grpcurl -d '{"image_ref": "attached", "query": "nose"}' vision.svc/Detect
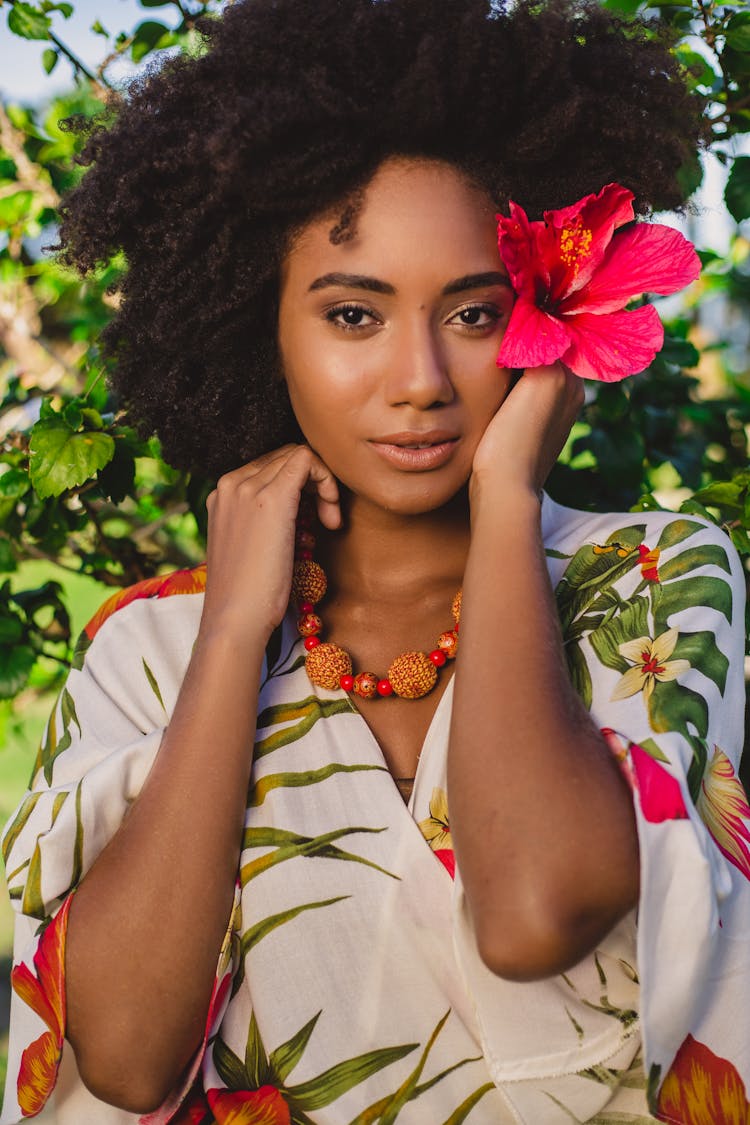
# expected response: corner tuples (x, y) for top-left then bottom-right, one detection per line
(384, 314), (454, 409)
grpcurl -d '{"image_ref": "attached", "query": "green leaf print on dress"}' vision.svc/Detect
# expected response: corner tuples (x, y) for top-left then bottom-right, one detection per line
(204, 1009), (492, 1125)
(554, 519), (733, 739)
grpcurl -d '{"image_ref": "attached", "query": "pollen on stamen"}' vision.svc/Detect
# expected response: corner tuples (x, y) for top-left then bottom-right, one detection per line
(559, 217), (593, 272)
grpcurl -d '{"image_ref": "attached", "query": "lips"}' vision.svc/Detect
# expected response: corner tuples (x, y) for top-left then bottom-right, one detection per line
(368, 430), (460, 471)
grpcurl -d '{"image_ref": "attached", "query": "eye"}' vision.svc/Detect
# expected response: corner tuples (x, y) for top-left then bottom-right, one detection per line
(448, 303), (504, 330)
(325, 303), (380, 330)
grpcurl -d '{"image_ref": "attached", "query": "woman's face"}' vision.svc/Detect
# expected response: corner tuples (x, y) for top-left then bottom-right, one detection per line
(277, 157), (514, 515)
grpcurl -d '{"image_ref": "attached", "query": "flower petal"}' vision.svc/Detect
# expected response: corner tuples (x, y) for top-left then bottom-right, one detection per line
(543, 182), (636, 297)
(560, 305), (664, 382)
(618, 636), (653, 664)
(657, 1034), (750, 1124)
(650, 626), (679, 663)
(561, 223), (701, 315)
(630, 743), (689, 823)
(17, 1031), (60, 1118)
(497, 298), (570, 369)
(610, 665), (648, 701)
(207, 1087), (292, 1125)
(496, 201), (549, 298)
(696, 747), (750, 882)
(655, 658), (691, 683)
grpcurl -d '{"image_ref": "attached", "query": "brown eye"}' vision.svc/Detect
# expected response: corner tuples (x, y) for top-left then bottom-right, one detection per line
(325, 303), (379, 330)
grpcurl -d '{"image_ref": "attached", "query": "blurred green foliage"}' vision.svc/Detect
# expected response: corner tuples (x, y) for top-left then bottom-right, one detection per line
(0, 0), (749, 708)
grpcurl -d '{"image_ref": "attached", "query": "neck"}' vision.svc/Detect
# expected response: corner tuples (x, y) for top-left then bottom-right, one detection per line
(317, 488), (471, 605)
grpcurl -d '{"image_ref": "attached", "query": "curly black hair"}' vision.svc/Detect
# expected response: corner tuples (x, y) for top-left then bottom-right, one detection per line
(58, 0), (707, 479)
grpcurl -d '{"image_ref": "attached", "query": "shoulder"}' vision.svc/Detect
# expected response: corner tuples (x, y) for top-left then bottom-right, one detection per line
(73, 564), (207, 669)
(541, 492), (744, 597)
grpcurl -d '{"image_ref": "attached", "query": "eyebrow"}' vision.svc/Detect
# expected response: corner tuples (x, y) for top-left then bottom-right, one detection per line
(308, 271), (510, 295)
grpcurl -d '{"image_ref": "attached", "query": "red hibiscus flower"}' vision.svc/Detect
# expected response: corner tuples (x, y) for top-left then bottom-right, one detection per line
(496, 183), (700, 382)
(11, 899), (71, 1117)
(656, 1034), (750, 1124)
(601, 731), (688, 824)
(207, 1087), (291, 1125)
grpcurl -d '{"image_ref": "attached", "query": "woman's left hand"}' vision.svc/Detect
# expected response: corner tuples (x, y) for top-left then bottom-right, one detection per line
(470, 363), (584, 504)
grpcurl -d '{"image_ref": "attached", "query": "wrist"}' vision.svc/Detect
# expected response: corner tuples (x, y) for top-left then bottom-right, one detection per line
(469, 477), (542, 526)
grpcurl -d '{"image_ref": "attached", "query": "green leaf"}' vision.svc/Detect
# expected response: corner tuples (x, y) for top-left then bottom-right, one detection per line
(656, 519), (703, 551)
(213, 1037), (248, 1090)
(286, 1041), (419, 1112)
(1, 792), (42, 865)
(29, 418), (115, 498)
(254, 696), (353, 758)
(692, 479), (745, 510)
(130, 19), (173, 62)
(90, 18), (108, 34)
(658, 543), (731, 582)
(648, 677), (708, 739)
(240, 897), (349, 961)
(269, 1011), (321, 1084)
(249, 763), (386, 807)
(564, 640), (592, 708)
(725, 156), (750, 225)
(245, 1009), (270, 1087)
(653, 575), (734, 628)
(726, 12), (750, 52)
(441, 1084), (496, 1125)
(71, 781), (84, 887)
(0, 538), (16, 572)
(671, 630), (729, 696)
(42, 46), (58, 72)
(0, 190), (35, 226)
(7, 2), (52, 40)
(588, 595), (650, 675)
(638, 737), (670, 763)
(62, 401), (82, 429)
(142, 657), (166, 712)
(239, 825), (396, 887)
(0, 643), (35, 698)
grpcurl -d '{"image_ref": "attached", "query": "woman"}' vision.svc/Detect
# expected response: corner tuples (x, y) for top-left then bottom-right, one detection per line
(2, 1), (749, 1122)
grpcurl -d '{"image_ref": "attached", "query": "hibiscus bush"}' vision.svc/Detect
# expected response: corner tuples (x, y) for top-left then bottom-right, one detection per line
(0, 0), (749, 710)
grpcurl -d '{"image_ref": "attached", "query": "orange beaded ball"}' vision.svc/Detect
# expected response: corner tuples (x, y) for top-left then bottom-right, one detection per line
(387, 651), (438, 699)
(451, 590), (462, 627)
(292, 559), (327, 604)
(305, 642), (352, 690)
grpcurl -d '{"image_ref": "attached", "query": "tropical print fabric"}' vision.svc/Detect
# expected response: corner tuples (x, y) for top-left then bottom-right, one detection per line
(1, 495), (748, 1125)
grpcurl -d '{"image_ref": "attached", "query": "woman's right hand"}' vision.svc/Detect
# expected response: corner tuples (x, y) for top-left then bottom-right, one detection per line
(201, 443), (341, 644)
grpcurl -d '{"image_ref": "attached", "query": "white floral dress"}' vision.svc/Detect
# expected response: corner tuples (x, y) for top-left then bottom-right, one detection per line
(2, 495), (749, 1125)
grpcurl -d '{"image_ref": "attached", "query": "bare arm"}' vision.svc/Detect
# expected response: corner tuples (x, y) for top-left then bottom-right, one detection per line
(65, 445), (340, 1113)
(448, 365), (640, 983)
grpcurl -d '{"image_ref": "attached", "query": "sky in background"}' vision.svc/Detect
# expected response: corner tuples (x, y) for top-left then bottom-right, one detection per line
(0, 0), (740, 254)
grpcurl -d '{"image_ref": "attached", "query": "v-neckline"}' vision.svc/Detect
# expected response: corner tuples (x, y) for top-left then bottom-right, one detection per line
(340, 673), (456, 816)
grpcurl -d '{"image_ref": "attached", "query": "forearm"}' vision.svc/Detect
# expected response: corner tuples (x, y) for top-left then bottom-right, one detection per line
(65, 626), (264, 1112)
(448, 489), (639, 980)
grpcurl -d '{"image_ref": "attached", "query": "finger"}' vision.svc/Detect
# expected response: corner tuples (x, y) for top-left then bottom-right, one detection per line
(285, 447), (341, 529)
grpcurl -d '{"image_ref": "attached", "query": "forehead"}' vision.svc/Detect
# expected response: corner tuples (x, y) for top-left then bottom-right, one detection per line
(281, 158), (501, 289)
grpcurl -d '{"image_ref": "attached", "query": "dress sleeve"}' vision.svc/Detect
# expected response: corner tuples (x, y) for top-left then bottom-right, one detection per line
(0, 571), (234, 1125)
(561, 513), (750, 1120)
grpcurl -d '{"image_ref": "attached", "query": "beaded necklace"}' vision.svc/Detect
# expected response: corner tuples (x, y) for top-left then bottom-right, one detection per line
(290, 514), (460, 701)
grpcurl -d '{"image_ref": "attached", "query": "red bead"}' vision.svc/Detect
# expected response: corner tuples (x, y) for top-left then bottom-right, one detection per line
(429, 649), (447, 667)
(339, 674), (354, 691)
(298, 548), (313, 561)
(376, 679), (393, 696)
(296, 530), (316, 551)
(299, 600), (314, 614)
(304, 635), (321, 651)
